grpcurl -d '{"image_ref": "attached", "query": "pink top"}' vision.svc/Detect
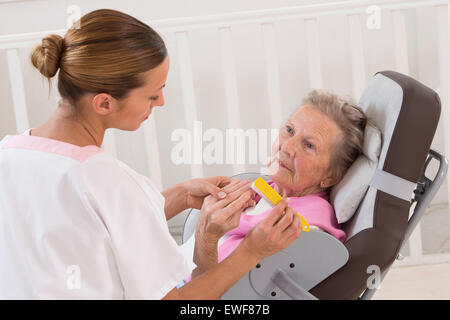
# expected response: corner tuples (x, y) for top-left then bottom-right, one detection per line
(1, 128), (104, 162)
(217, 181), (346, 263)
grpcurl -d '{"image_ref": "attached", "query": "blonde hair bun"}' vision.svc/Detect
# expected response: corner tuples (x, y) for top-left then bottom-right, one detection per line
(30, 34), (64, 79)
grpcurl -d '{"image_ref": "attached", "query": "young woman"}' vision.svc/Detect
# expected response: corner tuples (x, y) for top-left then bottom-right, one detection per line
(0, 9), (301, 299)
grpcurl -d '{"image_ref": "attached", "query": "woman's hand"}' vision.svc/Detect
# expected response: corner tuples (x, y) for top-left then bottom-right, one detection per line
(162, 176), (253, 221)
(240, 199), (302, 261)
(195, 179), (256, 243)
(191, 179), (256, 278)
(183, 176), (234, 210)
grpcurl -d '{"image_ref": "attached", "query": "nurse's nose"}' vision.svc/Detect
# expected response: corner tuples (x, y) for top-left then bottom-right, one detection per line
(156, 92), (165, 107)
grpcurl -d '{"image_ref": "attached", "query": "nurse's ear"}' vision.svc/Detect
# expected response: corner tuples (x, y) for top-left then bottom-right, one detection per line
(91, 93), (116, 116)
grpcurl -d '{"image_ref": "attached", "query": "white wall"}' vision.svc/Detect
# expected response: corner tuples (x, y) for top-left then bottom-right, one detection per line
(0, 0), (448, 246)
(0, 0), (358, 36)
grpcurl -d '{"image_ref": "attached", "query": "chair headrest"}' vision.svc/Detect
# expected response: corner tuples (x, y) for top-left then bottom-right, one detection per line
(330, 122), (382, 224)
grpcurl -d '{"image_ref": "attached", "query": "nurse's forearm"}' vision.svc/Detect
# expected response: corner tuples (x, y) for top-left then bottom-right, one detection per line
(163, 242), (260, 300)
(161, 183), (188, 220)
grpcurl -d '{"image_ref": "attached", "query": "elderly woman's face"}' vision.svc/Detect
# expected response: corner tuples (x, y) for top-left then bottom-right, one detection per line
(268, 104), (342, 197)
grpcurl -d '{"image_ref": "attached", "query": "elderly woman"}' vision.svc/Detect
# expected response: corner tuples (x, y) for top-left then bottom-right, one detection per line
(215, 90), (368, 263)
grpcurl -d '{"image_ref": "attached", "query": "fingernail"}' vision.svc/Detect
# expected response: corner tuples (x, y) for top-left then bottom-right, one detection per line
(218, 191), (227, 198)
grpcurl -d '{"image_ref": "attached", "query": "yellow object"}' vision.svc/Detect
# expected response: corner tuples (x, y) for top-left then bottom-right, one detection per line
(253, 177), (310, 232)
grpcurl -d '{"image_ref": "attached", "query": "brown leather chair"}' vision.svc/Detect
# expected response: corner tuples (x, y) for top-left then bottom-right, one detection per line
(182, 71), (447, 300)
(310, 70), (446, 299)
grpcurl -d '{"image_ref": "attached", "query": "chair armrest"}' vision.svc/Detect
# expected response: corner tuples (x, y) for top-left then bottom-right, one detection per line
(271, 269), (318, 300)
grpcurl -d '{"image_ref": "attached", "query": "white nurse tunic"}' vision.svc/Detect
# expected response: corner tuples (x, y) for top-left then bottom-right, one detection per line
(0, 129), (196, 299)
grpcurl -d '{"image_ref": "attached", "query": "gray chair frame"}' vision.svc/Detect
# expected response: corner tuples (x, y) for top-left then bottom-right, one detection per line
(359, 148), (448, 300)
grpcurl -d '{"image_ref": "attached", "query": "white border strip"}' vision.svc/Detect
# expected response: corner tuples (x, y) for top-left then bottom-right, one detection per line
(1, 0), (450, 49)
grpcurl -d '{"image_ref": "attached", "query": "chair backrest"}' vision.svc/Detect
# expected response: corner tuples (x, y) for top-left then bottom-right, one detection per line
(309, 71), (441, 299)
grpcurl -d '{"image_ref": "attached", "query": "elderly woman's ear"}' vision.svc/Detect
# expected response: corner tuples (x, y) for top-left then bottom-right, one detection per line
(320, 176), (336, 190)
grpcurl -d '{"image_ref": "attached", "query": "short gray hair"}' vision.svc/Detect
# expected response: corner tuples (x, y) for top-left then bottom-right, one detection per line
(301, 89), (368, 189)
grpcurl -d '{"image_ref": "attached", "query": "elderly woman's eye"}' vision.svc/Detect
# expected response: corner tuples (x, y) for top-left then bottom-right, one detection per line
(150, 96), (159, 101)
(285, 125), (294, 135)
(305, 141), (315, 150)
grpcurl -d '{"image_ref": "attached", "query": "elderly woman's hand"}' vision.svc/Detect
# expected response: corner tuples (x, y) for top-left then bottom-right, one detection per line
(241, 199), (302, 261)
(195, 179), (256, 243)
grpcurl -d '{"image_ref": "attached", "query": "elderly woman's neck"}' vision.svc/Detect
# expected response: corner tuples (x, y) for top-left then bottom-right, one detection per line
(273, 182), (324, 198)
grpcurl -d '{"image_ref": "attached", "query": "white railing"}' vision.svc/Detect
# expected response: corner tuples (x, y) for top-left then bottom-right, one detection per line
(1, 0), (449, 266)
